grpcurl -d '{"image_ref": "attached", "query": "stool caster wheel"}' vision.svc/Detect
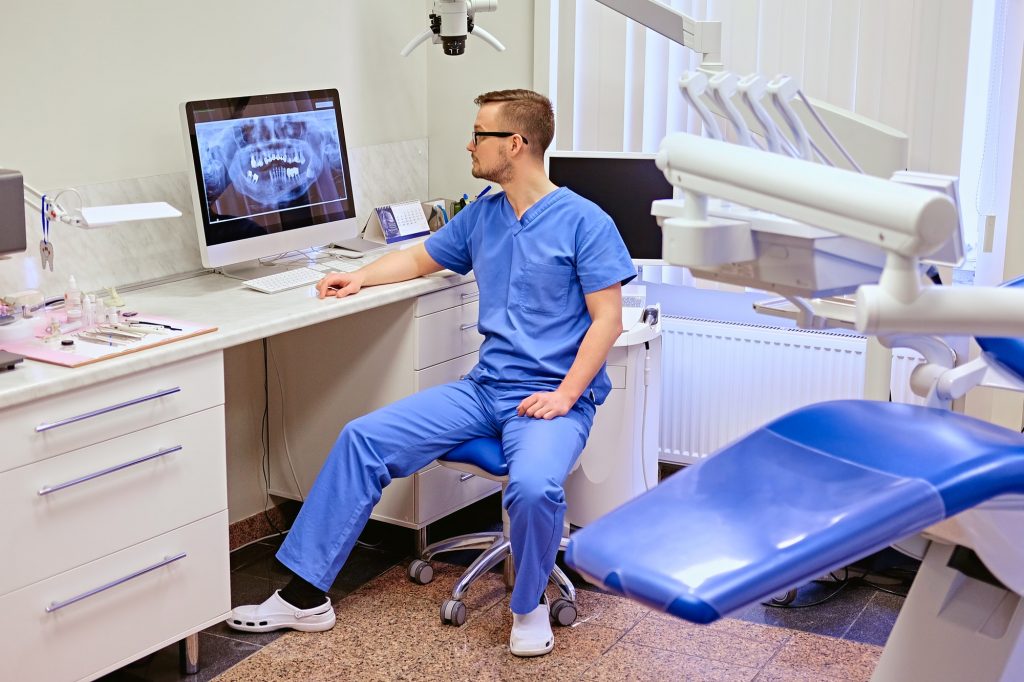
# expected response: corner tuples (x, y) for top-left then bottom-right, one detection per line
(770, 589), (797, 606)
(408, 559), (434, 585)
(550, 598), (577, 626)
(440, 599), (467, 626)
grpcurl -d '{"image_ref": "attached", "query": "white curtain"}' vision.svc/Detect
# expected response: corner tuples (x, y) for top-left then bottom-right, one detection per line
(553, 0), (972, 174)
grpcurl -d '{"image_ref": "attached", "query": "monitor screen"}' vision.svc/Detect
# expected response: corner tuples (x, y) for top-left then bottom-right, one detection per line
(181, 89), (357, 269)
(547, 152), (673, 263)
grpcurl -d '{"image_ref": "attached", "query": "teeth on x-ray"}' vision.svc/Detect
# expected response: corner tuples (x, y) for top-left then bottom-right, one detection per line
(222, 114), (327, 206)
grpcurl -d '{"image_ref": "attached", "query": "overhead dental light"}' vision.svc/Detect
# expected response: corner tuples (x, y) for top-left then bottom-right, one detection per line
(401, 0), (504, 57)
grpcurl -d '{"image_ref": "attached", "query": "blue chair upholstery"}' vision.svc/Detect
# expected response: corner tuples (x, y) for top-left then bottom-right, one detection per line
(565, 275), (1024, 625)
(440, 437), (509, 478)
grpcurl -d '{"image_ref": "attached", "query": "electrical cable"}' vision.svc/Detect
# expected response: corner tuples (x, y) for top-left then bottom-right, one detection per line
(639, 340), (655, 491)
(261, 338), (286, 537)
(763, 566), (915, 610)
(268, 338), (305, 503)
(796, 89), (864, 173)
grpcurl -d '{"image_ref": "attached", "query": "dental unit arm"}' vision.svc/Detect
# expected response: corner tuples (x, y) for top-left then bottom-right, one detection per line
(401, 0), (504, 57)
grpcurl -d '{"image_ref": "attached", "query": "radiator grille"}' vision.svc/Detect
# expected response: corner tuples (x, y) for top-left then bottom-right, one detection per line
(660, 317), (924, 464)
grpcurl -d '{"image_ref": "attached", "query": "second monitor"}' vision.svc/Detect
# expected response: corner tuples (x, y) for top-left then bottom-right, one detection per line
(547, 151), (673, 265)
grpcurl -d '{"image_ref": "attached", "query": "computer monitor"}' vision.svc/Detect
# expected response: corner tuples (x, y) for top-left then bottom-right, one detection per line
(0, 170), (27, 257)
(547, 151), (674, 265)
(181, 88), (358, 270)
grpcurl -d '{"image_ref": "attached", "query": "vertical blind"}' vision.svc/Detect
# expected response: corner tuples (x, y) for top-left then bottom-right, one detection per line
(552, 0), (972, 177)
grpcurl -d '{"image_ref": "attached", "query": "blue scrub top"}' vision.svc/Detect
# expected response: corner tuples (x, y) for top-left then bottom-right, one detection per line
(425, 187), (636, 405)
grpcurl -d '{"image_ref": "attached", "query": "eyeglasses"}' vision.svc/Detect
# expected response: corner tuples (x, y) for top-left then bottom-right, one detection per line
(471, 131), (529, 146)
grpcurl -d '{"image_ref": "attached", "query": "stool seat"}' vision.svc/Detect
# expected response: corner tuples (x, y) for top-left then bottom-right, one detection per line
(440, 438), (509, 479)
(565, 399), (1024, 624)
(410, 437), (579, 628)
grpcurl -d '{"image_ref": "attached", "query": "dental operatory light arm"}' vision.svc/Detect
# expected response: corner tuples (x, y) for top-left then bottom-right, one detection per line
(401, 0), (504, 57)
(593, 0), (722, 71)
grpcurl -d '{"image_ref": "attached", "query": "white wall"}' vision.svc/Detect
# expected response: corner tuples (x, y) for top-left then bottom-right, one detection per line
(1, 1), (428, 189)
(426, 1), (538, 201)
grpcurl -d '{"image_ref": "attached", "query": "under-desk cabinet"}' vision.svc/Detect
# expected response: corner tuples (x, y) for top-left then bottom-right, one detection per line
(267, 279), (499, 531)
(0, 351), (230, 682)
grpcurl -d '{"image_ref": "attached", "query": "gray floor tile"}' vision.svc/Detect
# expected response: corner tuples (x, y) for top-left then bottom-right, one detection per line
(841, 591), (904, 646)
(727, 579), (876, 638)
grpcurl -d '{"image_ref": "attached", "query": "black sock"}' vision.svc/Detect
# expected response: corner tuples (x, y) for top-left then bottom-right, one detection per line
(279, 573), (327, 609)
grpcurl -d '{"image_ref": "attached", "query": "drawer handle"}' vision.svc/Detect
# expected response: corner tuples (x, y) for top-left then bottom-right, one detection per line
(459, 473), (475, 482)
(460, 323), (478, 331)
(460, 292), (479, 302)
(45, 552), (187, 613)
(35, 387), (183, 433)
(38, 445), (183, 496)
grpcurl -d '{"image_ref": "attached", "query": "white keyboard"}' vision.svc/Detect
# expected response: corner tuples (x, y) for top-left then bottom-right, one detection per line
(242, 267), (325, 294)
(241, 257), (374, 293)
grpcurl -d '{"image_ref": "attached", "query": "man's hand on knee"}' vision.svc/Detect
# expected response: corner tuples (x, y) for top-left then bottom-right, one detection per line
(517, 390), (574, 420)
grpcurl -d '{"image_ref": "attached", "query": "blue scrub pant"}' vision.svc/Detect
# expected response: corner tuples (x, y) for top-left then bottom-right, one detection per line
(275, 378), (595, 614)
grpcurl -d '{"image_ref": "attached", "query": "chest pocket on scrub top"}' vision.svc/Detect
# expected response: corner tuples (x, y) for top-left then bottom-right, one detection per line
(518, 260), (574, 316)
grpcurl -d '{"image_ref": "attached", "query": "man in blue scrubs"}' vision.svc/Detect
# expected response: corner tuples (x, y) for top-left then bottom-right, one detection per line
(227, 89), (636, 657)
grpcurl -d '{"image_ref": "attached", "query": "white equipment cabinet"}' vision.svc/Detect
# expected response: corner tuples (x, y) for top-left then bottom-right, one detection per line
(565, 320), (662, 527)
(0, 351), (230, 682)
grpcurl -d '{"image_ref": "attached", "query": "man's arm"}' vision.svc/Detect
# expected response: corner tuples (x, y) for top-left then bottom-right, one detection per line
(316, 244), (445, 299)
(518, 283), (623, 419)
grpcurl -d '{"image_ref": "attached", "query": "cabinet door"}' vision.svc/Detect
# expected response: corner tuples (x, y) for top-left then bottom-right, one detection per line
(0, 511), (230, 682)
(4, 352), (224, 472)
(1, 407), (226, 595)
(414, 301), (482, 370)
(414, 352), (479, 392)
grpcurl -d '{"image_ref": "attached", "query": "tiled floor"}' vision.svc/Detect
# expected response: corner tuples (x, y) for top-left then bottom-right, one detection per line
(100, 496), (906, 682)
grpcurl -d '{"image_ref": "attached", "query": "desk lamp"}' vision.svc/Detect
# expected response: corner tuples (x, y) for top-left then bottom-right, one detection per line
(9, 169), (181, 270)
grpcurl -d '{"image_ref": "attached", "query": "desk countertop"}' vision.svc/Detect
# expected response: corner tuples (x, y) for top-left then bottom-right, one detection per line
(0, 270), (473, 410)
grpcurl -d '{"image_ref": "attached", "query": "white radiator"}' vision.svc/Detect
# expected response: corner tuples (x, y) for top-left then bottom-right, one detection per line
(660, 317), (925, 465)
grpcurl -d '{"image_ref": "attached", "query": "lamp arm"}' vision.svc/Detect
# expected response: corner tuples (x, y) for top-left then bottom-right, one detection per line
(593, 0), (722, 70)
(469, 24), (505, 51)
(21, 181), (84, 227)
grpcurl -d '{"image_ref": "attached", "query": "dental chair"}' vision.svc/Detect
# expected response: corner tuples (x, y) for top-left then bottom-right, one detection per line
(407, 438), (579, 628)
(565, 130), (1024, 682)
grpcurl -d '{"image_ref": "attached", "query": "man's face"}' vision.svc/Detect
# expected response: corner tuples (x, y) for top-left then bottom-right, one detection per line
(467, 103), (514, 185)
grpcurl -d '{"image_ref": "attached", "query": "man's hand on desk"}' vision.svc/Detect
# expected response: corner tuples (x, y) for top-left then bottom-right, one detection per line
(317, 272), (366, 299)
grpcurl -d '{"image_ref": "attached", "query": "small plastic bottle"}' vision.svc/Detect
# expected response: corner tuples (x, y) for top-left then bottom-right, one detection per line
(64, 276), (83, 321)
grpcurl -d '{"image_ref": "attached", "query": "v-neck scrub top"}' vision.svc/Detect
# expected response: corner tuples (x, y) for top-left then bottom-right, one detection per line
(424, 187), (636, 405)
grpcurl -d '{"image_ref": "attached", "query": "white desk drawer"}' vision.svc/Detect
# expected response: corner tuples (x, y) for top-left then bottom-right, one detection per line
(414, 302), (482, 370)
(3, 351), (224, 473)
(414, 352), (479, 392)
(0, 510), (230, 682)
(417, 461), (501, 525)
(415, 281), (479, 317)
(1, 406), (226, 596)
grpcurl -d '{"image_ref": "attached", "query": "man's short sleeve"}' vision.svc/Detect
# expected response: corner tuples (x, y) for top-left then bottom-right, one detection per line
(576, 214), (637, 293)
(424, 206), (474, 275)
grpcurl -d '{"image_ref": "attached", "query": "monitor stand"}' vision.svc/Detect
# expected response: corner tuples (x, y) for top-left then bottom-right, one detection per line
(216, 258), (315, 282)
(0, 350), (24, 371)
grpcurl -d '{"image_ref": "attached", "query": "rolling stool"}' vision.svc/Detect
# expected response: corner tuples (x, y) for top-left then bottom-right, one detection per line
(407, 437), (579, 627)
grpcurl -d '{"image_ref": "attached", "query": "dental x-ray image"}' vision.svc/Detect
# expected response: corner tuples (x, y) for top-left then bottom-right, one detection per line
(194, 110), (349, 245)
